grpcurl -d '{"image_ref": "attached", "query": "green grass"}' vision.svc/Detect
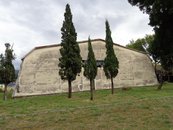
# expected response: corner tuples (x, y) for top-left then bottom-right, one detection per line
(0, 83), (173, 130)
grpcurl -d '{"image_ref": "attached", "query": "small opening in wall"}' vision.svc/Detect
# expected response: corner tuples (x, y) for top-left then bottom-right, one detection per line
(82, 60), (104, 68)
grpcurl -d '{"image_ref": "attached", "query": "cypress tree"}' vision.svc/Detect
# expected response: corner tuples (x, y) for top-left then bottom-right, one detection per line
(103, 20), (119, 94)
(84, 37), (97, 100)
(59, 4), (82, 98)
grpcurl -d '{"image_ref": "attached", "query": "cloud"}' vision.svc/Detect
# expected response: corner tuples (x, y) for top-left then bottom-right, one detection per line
(0, 0), (154, 70)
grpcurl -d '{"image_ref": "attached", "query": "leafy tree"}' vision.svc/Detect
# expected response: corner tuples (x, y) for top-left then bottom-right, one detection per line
(0, 54), (4, 84)
(126, 38), (146, 52)
(0, 43), (15, 100)
(126, 34), (159, 72)
(126, 34), (154, 52)
(84, 37), (97, 100)
(103, 20), (119, 94)
(59, 4), (82, 98)
(128, 0), (173, 77)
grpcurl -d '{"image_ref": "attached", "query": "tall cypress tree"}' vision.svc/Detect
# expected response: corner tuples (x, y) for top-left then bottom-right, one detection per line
(59, 4), (82, 98)
(84, 37), (97, 100)
(103, 20), (119, 94)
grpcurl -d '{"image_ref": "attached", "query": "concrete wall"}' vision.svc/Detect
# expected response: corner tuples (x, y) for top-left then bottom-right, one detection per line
(13, 39), (158, 97)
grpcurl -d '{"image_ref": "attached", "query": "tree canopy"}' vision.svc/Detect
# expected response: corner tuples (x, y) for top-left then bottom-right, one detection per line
(128, 0), (173, 72)
(126, 34), (154, 53)
(0, 43), (15, 100)
(84, 37), (97, 81)
(59, 4), (82, 98)
(0, 54), (4, 84)
(126, 38), (146, 52)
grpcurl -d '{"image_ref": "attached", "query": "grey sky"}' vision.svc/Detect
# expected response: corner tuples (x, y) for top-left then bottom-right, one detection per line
(0, 0), (154, 69)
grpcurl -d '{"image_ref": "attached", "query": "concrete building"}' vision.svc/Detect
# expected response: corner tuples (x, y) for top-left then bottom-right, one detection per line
(13, 39), (158, 97)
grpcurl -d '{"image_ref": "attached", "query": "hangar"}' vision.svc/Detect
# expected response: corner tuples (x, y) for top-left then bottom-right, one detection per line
(13, 39), (158, 97)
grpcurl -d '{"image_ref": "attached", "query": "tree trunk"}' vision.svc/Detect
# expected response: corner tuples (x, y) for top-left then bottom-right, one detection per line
(90, 79), (93, 100)
(157, 82), (163, 90)
(3, 84), (7, 101)
(157, 73), (163, 90)
(93, 80), (96, 90)
(154, 61), (159, 82)
(92, 80), (95, 90)
(154, 62), (157, 75)
(68, 79), (72, 98)
(168, 74), (170, 82)
(111, 77), (114, 94)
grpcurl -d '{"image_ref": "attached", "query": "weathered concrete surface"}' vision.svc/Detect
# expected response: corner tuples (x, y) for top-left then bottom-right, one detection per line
(13, 39), (158, 97)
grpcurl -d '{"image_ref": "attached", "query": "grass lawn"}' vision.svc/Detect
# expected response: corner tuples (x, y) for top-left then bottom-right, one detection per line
(0, 83), (173, 130)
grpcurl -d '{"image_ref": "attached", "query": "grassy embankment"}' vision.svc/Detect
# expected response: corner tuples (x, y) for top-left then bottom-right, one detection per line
(0, 83), (173, 130)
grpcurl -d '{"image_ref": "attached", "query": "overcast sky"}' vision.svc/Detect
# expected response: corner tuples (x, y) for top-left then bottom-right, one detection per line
(0, 0), (154, 69)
